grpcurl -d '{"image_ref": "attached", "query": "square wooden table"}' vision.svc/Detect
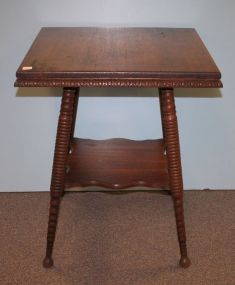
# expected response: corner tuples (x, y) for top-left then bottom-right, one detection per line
(15, 27), (222, 269)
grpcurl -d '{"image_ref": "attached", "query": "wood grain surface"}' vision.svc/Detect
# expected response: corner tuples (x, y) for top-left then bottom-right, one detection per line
(16, 27), (221, 83)
(65, 138), (169, 190)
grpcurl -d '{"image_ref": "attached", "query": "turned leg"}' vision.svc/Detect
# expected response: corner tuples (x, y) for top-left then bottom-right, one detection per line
(159, 88), (191, 268)
(70, 88), (80, 142)
(61, 88), (80, 197)
(43, 88), (77, 268)
(158, 88), (165, 142)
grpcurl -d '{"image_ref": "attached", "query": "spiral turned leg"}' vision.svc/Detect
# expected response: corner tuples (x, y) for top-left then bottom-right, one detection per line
(159, 88), (191, 268)
(43, 88), (77, 268)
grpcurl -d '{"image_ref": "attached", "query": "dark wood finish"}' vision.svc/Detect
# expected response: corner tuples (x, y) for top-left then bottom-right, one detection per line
(70, 88), (79, 142)
(159, 88), (166, 142)
(43, 88), (77, 268)
(66, 138), (169, 190)
(14, 27), (223, 269)
(15, 27), (222, 88)
(159, 88), (190, 268)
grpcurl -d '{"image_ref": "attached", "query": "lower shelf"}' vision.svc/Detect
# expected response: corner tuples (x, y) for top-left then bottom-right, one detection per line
(65, 138), (169, 190)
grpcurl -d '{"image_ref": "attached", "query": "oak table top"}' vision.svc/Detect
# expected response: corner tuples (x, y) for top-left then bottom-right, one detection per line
(15, 27), (222, 88)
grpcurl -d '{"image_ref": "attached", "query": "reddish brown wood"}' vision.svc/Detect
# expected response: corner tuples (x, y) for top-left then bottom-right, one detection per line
(70, 88), (79, 141)
(159, 88), (190, 268)
(43, 88), (77, 268)
(15, 78), (222, 88)
(14, 27), (223, 269)
(61, 88), (80, 197)
(159, 88), (166, 142)
(65, 138), (169, 190)
(14, 27), (222, 88)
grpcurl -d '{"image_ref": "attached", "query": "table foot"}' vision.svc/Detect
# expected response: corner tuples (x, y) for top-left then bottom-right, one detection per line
(43, 256), (54, 268)
(179, 256), (191, 268)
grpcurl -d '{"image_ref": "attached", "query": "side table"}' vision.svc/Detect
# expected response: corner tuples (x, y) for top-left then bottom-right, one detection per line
(15, 27), (222, 269)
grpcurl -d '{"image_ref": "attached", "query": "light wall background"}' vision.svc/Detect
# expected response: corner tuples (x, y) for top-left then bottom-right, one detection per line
(0, 0), (234, 191)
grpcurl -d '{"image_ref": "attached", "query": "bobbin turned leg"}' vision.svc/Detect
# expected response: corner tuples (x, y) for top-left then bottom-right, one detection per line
(158, 88), (166, 142)
(70, 88), (79, 141)
(43, 88), (77, 268)
(159, 88), (191, 268)
(61, 88), (80, 197)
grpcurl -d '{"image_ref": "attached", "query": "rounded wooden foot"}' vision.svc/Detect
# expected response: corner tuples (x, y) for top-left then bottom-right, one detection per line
(179, 256), (191, 268)
(43, 257), (54, 268)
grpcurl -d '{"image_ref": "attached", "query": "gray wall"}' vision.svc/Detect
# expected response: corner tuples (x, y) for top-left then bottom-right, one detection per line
(0, 0), (234, 191)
